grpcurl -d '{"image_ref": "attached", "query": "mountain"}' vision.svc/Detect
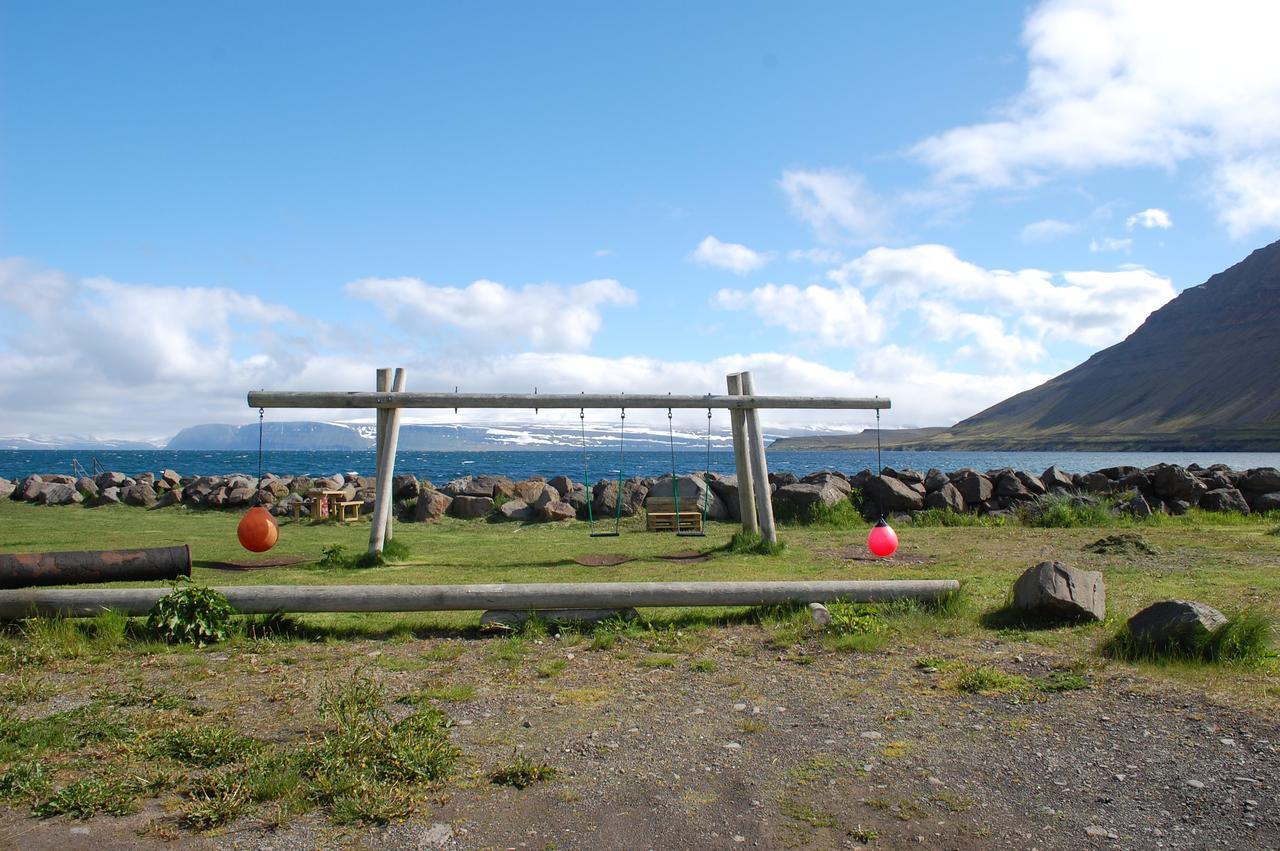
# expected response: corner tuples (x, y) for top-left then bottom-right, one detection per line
(0, 433), (164, 450)
(769, 427), (948, 451)
(167, 422), (375, 450)
(929, 239), (1280, 450)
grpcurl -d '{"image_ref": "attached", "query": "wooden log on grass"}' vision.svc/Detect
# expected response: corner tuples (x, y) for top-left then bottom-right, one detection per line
(0, 579), (960, 618)
(0, 546), (191, 590)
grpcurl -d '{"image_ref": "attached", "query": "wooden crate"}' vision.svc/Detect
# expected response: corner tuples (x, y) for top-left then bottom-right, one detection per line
(645, 497), (703, 533)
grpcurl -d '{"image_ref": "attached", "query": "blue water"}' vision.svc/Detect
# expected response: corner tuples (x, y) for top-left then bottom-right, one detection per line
(3, 449), (1279, 483)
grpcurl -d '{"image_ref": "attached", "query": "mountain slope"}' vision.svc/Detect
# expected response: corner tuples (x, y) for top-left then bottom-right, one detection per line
(936, 239), (1280, 450)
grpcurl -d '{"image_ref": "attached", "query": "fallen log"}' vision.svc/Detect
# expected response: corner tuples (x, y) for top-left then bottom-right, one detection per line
(0, 546), (191, 590)
(0, 579), (959, 618)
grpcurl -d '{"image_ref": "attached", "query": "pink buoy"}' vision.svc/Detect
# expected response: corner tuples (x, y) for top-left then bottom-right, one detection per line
(867, 519), (898, 558)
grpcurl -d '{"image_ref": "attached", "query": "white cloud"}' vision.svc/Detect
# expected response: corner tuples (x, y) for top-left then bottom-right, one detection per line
(778, 169), (887, 242)
(1089, 236), (1132, 252)
(713, 282), (881, 348)
(593, 248), (613, 257)
(1020, 218), (1077, 242)
(787, 247), (846, 265)
(828, 243), (1175, 348)
(346, 276), (636, 352)
(916, 301), (1047, 368)
(690, 236), (773, 274)
(910, 0), (1280, 236)
(1126, 208), (1172, 230)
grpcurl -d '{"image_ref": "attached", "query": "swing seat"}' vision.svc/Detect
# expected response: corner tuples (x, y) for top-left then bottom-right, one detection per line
(644, 497), (703, 533)
(589, 531), (620, 538)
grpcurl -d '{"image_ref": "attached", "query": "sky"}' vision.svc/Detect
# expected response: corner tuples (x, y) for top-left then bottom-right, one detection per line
(2, 0), (1279, 441)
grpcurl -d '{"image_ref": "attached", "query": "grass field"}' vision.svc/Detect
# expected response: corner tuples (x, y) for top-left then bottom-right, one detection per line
(1, 500), (1278, 844)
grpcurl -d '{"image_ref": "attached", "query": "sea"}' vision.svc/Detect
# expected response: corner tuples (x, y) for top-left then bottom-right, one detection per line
(3, 449), (1280, 483)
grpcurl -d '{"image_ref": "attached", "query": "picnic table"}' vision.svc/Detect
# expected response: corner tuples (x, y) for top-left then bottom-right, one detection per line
(296, 489), (361, 522)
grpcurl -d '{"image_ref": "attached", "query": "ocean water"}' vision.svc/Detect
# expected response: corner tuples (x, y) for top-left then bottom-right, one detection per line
(3, 449), (1279, 483)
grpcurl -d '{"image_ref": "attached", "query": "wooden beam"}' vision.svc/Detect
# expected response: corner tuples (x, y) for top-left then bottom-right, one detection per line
(725, 373), (758, 535)
(739, 372), (777, 544)
(248, 391), (890, 411)
(369, 368), (406, 554)
(0, 580), (962, 618)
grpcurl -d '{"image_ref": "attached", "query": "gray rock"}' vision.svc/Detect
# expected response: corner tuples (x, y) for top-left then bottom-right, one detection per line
(152, 489), (182, 509)
(800, 471), (852, 495)
(449, 495), (494, 519)
(547, 475), (574, 495)
(0, 477), (12, 500)
(1078, 472), (1115, 493)
(647, 475), (728, 520)
(923, 482), (965, 513)
(94, 471), (126, 489)
(539, 500), (577, 522)
(1149, 464), (1199, 502)
(226, 486), (255, 508)
(1012, 561), (1106, 622)
(995, 472), (1035, 502)
(13, 475), (45, 502)
(772, 482), (848, 520)
(1200, 488), (1250, 513)
(1167, 499), (1191, 516)
(923, 469), (950, 492)
(1015, 471), (1047, 496)
(413, 489), (452, 522)
(122, 483), (157, 507)
(392, 473), (419, 500)
(705, 473), (743, 522)
(592, 478), (649, 518)
(74, 477), (99, 498)
(496, 499), (536, 521)
(950, 470), (993, 504)
(1128, 600), (1227, 648)
(1041, 465), (1074, 490)
(1239, 467), (1280, 494)
(565, 485), (591, 519)
(862, 474), (925, 515)
(769, 471), (798, 488)
(160, 469), (182, 488)
(37, 483), (83, 505)
(1249, 491), (1280, 513)
(1129, 492), (1153, 519)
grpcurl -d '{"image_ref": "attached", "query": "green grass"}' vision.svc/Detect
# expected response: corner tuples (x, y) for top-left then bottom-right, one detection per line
(1019, 492), (1114, 528)
(33, 775), (142, 819)
(489, 753), (556, 789)
(725, 530), (787, 555)
(1104, 610), (1274, 665)
(398, 684), (476, 704)
(149, 726), (258, 767)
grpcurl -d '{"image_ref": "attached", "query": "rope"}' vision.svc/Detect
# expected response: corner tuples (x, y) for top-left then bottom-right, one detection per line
(668, 408), (680, 530)
(875, 408), (882, 474)
(700, 407), (712, 523)
(614, 409), (625, 531)
(580, 408), (596, 531)
(255, 406), (265, 507)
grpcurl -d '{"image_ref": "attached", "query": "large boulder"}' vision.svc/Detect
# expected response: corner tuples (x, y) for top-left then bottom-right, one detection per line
(539, 500), (577, 522)
(1127, 600), (1227, 649)
(1149, 464), (1199, 503)
(449, 495), (494, 519)
(861, 475), (925, 516)
(0, 477), (13, 500)
(1014, 471), (1047, 496)
(475, 475), (515, 499)
(923, 469), (950, 492)
(705, 473), (743, 522)
(564, 485), (591, 519)
(592, 478), (649, 518)
(1078, 472), (1115, 494)
(1250, 492), (1280, 513)
(412, 489), (452, 522)
(87, 486), (121, 507)
(1239, 467), (1280, 495)
(94, 471), (126, 490)
(226, 486), (255, 508)
(1012, 561), (1106, 622)
(160, 469), (182, 488)
(495, 499), (536, 522)
(75, 477), (99, 499)
(392, 474), (419, 500)
(647, 475), (729, 521)
(1041, 465), (1074, 491)
(1200, 488), (1250, 513)
(923, 482), (965, 513)
(772, 482), (847, 520)
(950, 470), (993, 505)
(800, 471), (852, 495)
(122, 483), (158, 507)
(547, 475), (574, 495)
(36, 483), (83, 506)
(994, 471), (1035, 502)
(152, 489), (182, 509)
(768, 471), (798, 488)
(12, 475), (45, 502)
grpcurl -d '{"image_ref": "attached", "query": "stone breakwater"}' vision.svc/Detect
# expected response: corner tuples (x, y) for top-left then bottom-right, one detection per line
(2, 462), (1278, 523)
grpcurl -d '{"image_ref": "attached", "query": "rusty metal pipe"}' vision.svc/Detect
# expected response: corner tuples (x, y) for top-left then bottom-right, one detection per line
(0, 546), (191, 590)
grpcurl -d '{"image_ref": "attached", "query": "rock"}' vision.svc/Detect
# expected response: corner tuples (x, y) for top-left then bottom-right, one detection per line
(1012, 561), (1106, 622)
(87, 486), (121, 507)
(448, 495), (494, 519)
(800, 471), (852, 495)
(392, 473), (419, 500)
(1249, 491), (1280, 513)
(1149, 464), (1200, 502)
(160, 469), (182, 488)
(1200, 488), (1250, 513)
(923, 482), (966, 513)
(1128, 492), (1153, 519)
(13, 475), (45, 502)
(1127, 600), (1227, 648)
(646, 475), (728, 520)
(511, 480), (546, 503)
(1078, 472), (1114, 493)
(862, 474), (925, 516)
(1041, 465), (1075, 490)
(413, 489), (452, 522)
(950, 470), (993, 504)
(1239, 467), (1280, 494)
(592, 478), (649, 518)
(768, 471), (798, 488)
(1015, 471), (1047, 495)
(475, 474), (515, 499)
(75, 477), (99, 498)
(772, 482), (847, 520)
(94, 471), (126, 489)
(0, 477), (12, 500)
(923, 469), (950, 492)
(531, 485), (560, 513)
(496, 499), (536, 521)
(705, 473), (743, 522)
(226, 486), (255, 508)
(547, 475), (574, 495)
(122, 483), (157, 507)
(36, 483), (83, 505)
(994, 471), (1034, 502)
(564, 485), (591, 519)
(152, 489), (182, 509)
(539, 500), (577, 522)
(1167, 499), (1191, 515)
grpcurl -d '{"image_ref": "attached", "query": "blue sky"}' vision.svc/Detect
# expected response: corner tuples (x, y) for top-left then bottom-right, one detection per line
(2, 1), (1278, 440)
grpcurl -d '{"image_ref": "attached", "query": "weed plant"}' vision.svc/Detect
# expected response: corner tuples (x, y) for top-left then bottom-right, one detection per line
(489, 752), (556, 789)
(725, 531), (787, 555)
(147, 580), (234, 647)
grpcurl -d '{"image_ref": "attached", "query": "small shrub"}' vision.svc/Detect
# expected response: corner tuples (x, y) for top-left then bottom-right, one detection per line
(535, 659), (567, 679)
(822, 633), (887, 653)
(640, 654), (677, 669)
(776, 499), (863, 528)
(150, 726), (258, 767)
(689, 658), (718, 673)
(910, 509), (999, 528)
(0, 761), (50, 803)
(318, 544), (350, 569)
(1035, 671), (1089, 692)
(147, 579), (234, 647)
(953, 665), (1033, 696)
(33, 776), (140, 819)
(1269, 524), (1280, 537)
(825, 602), (887, 637)
(181, 777), (250, 829)
(1084, 533), (1156, 555)
(380, 537), (411, 562)
(489, 752), (555, 789)
(725, 531), (786, 555)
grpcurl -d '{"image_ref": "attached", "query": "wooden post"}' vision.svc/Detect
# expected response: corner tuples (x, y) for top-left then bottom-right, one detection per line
(369, 368), (405, 554)
(726, 373), (758, 535)
(384, 368), (405, 543)
(738, 371), (777, 544)
(374, 368), (390, 523)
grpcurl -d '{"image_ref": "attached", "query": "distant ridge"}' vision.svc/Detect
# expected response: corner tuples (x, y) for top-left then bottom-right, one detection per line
(769, 427), (947, 451)
(933, 239), (1280, 450)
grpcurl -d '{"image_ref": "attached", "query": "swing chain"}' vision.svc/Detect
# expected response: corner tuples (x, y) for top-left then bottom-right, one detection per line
(255, 406), (265, 507)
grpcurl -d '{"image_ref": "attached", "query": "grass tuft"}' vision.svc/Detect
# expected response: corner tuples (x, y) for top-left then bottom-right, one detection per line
(725, 531), (786, 555)
(1103, 610), (1273, 665)
(489, 752), (556, 789)
(1020, 492), (1112, 528)
(150, 726), (258, 767)
(32, 776), (141, 819)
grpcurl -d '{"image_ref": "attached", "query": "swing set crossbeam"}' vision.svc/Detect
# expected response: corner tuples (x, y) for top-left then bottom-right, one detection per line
(247, 392), (889, 411)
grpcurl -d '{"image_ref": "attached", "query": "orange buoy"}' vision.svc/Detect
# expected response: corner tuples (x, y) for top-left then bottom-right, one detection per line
(237, 505), (279, 553)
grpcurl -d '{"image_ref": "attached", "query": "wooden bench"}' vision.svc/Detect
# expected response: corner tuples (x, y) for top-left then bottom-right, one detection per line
(335, 500), (363, 522)
(644, 497), (703, 533)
